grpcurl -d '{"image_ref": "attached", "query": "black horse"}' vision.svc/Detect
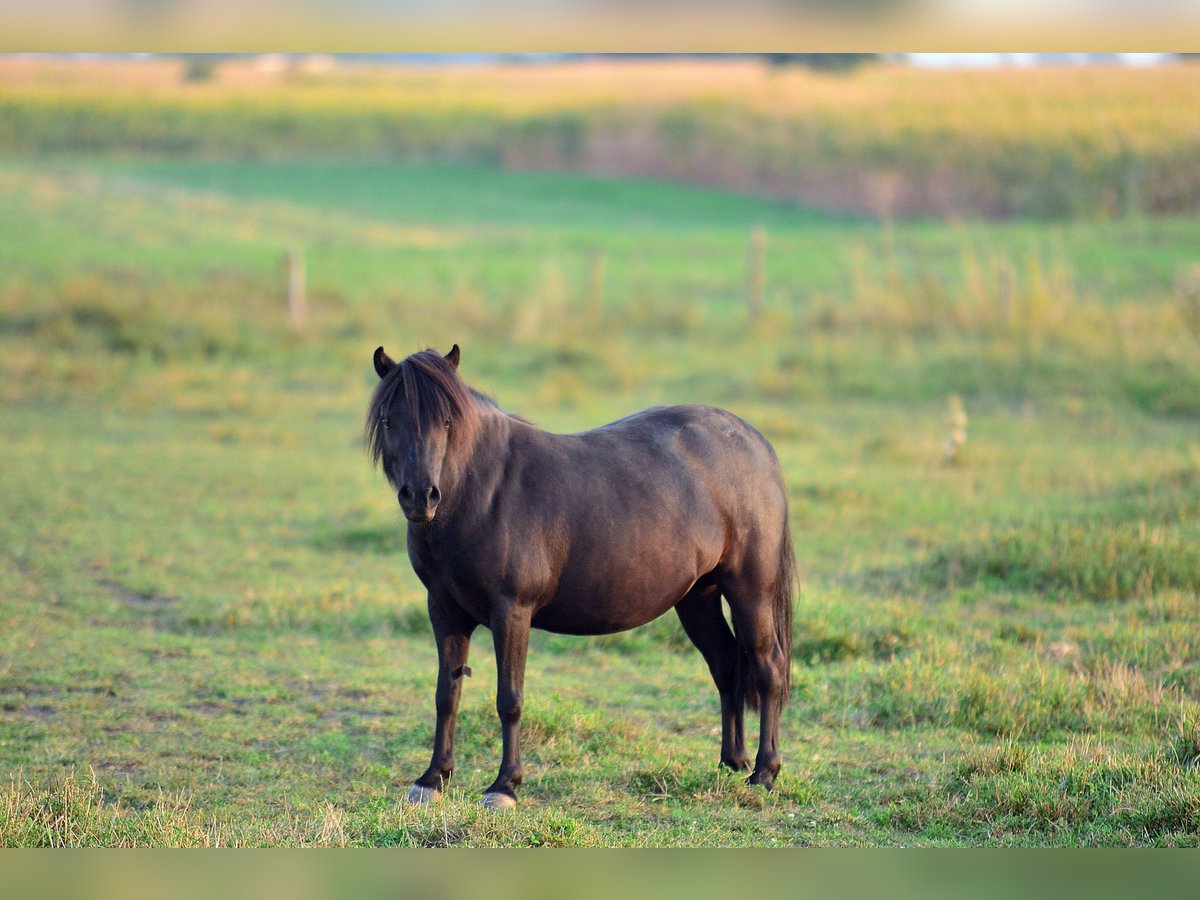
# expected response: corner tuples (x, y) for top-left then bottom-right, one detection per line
(367, 345), (796, 808)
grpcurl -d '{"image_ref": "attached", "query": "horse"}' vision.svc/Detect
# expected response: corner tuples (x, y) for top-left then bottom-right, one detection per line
(366, 344), (796, 809)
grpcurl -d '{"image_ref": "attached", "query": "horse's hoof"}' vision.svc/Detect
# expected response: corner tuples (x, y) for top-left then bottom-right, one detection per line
(481, 792), (518, 810)
(406, 784), (442, 804)
(747, 773), (776, 791)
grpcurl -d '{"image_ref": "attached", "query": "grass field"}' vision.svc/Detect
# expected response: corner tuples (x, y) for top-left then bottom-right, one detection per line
(2, 149), (1200, 845)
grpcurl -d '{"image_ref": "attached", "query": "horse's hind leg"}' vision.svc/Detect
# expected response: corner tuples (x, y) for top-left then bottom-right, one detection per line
(675, 581), (751, 771)
(721, 570), (790, 791)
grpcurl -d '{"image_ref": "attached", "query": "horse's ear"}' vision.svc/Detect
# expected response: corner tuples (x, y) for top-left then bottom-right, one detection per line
(373, 346), (396, 380)
(445, 344), (460, 369)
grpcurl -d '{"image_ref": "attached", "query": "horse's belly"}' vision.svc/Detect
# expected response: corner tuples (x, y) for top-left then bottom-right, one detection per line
(530, 571), (698, 636)
(531, 601), (679, 636)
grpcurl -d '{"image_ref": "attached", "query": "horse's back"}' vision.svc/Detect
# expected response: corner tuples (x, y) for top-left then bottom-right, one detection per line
(580, 404), (779, 466)
(576, 405), (785, 505)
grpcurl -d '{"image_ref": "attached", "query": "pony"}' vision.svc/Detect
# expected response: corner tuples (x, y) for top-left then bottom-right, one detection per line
(367, 344), (795, 808)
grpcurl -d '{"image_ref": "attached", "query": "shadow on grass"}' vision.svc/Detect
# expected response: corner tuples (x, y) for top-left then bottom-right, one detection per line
(312, 524), (406, 556)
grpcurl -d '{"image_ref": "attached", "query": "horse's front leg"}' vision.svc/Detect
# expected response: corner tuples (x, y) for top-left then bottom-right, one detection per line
(408, 597), (476, 803)
(482, 602), (532, 809)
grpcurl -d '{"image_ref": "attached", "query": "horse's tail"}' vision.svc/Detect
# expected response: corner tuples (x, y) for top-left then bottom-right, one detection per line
(735, 509), (796, 713)
(774, 518), (796, 707)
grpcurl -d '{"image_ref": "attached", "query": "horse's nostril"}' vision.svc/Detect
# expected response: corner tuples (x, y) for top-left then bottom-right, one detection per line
(399, 485), (413, 501)
(429, 485), (441, 505)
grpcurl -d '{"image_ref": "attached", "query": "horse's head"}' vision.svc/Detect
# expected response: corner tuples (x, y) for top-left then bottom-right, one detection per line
(367, 344), (473, 524)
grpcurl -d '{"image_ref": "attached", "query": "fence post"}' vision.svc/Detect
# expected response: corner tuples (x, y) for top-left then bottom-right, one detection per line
(284, 248), (306, 330)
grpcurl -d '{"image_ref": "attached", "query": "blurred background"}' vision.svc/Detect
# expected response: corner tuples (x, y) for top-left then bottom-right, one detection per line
(3, 53), (1200, 847)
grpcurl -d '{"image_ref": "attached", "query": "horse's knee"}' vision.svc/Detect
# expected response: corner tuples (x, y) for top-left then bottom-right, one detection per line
(497, 689), (523, 722)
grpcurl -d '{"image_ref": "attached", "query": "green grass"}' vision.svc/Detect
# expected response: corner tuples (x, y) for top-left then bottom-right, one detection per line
(2, 158), (1200, 846)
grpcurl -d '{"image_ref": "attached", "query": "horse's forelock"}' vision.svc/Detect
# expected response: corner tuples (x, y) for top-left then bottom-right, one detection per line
(365, 349), (481, 468)
(402, 351), (476, 434)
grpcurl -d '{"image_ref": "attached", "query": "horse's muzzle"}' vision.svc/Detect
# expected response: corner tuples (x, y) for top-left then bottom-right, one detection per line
(399, 484), (440, 523)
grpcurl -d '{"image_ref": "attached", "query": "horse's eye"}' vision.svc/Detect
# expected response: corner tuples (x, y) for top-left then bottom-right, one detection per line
(380, 416), (390, 430)
(444, 419), (451, 429)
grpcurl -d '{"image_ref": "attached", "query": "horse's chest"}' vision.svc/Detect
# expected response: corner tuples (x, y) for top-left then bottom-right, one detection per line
(408, 530), (517, 603)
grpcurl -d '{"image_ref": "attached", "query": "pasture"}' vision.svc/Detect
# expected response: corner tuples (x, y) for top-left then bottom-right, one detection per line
(2, 61), (1200, 845)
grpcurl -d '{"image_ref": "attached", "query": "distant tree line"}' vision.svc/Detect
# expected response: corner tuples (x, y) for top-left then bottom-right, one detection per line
(762, 54), (879, 70)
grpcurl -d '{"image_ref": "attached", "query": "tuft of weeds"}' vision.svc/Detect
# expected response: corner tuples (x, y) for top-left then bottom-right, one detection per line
(0, 769), (223, 847)
(626, 761), (767, 809)
(924, 739), (1200, 844)
(922, 522), (1200, 602)
(1167, 714), (1200, 768)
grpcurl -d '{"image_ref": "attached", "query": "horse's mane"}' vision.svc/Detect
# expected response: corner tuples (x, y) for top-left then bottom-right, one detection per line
(366, 349), (484, 468)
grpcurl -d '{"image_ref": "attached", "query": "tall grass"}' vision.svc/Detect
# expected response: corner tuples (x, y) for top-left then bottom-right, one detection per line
(6, 233), (1199, 416)
(880, 738), (1200, 845)
(3, 57), (1200, 218)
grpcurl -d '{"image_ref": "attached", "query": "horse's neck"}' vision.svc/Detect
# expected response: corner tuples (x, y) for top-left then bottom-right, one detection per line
(446, 406), (515, 510)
